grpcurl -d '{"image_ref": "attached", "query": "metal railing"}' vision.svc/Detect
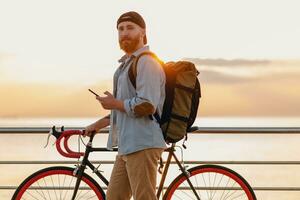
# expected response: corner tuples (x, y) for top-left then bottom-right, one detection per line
(1, 127), (300, 192)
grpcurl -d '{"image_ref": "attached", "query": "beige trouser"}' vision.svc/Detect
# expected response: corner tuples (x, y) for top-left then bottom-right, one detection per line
(106, 148), (164, 200)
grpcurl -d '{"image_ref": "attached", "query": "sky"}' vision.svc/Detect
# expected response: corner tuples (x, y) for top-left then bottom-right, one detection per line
(1, 0), (300, 84)
(0, 0), (300, 117)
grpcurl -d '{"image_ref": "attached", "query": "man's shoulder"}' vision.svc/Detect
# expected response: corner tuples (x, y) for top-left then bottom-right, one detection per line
(136, 51), (161, 67)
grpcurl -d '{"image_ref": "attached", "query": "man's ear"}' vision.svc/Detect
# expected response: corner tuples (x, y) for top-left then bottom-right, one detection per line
(141, 28), (146, 38)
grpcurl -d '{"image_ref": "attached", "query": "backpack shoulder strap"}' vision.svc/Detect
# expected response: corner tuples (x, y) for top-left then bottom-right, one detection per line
(128, 51), (159, 88)
(128, 51), (162, 122)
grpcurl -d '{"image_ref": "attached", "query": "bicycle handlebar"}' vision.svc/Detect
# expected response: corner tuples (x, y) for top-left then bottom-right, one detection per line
(47, 125), (198, 159)
(49, 126), (86, 159)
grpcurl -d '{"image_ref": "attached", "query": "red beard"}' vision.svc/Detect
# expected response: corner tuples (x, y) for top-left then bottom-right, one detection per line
(119, 36), (140, 54)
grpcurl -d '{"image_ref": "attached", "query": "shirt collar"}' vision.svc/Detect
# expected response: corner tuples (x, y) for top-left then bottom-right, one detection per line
(118, 45), (150, 63)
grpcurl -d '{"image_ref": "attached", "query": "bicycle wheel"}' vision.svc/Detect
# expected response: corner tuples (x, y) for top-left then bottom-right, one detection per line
(164, 164), (256, 200)
(12, 166), (105, 200)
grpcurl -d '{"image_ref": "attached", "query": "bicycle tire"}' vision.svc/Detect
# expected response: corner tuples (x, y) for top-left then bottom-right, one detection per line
(163, 164), (256, 200)
(12, 166), (105, 200)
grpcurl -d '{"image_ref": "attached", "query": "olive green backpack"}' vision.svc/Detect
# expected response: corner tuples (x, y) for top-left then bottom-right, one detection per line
(128, 51), (201, 144)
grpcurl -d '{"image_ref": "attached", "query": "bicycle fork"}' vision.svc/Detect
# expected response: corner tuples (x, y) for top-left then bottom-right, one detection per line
(71, 138), (94, 200)
(71, 164), (86, 200)
(172, 150), (201, 200)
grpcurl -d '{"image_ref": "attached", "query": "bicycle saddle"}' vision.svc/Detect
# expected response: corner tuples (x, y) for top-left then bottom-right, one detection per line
(187, 126), (199, 132)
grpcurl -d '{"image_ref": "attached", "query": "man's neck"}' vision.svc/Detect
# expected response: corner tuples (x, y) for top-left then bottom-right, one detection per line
(126, 44), (145, 57)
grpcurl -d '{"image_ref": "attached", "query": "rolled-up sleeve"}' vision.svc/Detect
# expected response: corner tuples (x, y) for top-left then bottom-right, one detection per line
(124, 55), (164, 118)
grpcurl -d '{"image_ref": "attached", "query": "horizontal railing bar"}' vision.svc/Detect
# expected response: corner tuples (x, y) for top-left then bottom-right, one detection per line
(2, 127), (300, 194)
(1, 160), (300, 165)
(1, 127), (300, 134)
(2, 185), (300, 191)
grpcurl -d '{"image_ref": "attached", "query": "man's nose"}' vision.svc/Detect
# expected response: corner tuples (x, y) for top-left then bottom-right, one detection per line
(120, 32), (128, 39)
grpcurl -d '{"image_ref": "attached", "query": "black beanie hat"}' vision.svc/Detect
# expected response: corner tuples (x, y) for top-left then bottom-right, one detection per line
(117, 11), (147, 44)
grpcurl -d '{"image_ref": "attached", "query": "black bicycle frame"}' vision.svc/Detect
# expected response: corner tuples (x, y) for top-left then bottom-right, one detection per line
(71, 133), (116, 200)
(156, 144), (201, 200)
(70, 134), (200, 200)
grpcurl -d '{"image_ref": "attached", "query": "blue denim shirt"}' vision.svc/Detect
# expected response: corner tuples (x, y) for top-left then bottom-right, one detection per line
(107, 46), (167, 155)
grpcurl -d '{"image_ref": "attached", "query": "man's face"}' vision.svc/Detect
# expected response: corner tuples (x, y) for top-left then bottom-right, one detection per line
(118, 21), (145, 54)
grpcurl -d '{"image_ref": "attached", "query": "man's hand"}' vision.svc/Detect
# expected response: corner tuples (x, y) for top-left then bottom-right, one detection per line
(84, 123), (97, 137)
(96, 91), (125, 112)
(84, 117), (110, 137)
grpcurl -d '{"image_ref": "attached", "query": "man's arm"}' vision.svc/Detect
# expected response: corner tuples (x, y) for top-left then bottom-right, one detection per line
(84, 114), (110, 137)
(124, 55), (164, 117)
(94, 55), (164, 117)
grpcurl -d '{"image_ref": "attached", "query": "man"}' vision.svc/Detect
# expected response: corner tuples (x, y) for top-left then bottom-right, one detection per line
(85, 11), (166, 200)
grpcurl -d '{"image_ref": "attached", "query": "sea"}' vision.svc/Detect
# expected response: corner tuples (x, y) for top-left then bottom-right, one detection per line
(1, 117), (300, 199)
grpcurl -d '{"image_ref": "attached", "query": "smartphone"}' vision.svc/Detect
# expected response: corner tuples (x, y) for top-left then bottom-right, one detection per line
(88, 89), (99, 97)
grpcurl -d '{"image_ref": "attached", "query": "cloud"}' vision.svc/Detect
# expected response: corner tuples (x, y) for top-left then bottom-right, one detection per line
(189, 58), (300, 85)
(184, 58), (271, 66)
(199, 73), (300, 116)
(1, 73), (300, 117)
(0, 81), (112, 118)
(1, 58), (300, 117)
(199, 70), (254, 84)
(199, 68), (300, 85)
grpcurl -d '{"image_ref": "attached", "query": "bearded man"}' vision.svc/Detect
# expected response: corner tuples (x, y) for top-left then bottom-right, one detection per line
(85, 11), (166, 200)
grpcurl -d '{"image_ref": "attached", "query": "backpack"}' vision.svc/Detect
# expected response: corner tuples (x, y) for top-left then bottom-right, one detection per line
(128, 51), (201, 144)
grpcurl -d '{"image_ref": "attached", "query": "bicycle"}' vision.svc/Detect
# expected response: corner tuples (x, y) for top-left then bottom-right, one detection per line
(12, 126), (257, 200)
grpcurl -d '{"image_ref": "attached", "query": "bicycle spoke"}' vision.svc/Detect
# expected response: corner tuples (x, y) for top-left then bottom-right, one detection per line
(224, 181), (247, 200)
(57, 174), (61, 200)
(75, 185), (92, 200)
(36, 182), (47, 199)
(219, 176), (231, 200)
(42, 177), (52, 200)
(173, 192), (183, 199)
(210, 172), (218, 200)
(201, 173), (210, 199)
(193, 173), (201, 199)
(231, 192), (246, 200)
(165, 166), (255, 200)
(174, 189), (194, 200)
(25, 190), (41, 200)
(33, 187), (47, 200)
(50, 175), (58, 200)
(86, 195), (97, 200)
(14, 168), (103, 200)
(63, 174), (75, 200)
(213, 174), (225, 200)
(223, 182), (238, 200)
(26, 182), (47, 200)
(61, 175), (67, 200)
(208, 172), (212, 200)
